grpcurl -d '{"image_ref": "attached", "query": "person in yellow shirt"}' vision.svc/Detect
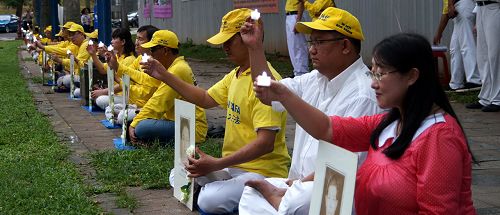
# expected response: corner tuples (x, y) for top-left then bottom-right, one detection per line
(87, 28), (137, 111)
(140, 9), (290, 214)
(37, 26), (53, 66)
(124, 29), (207, 145)
(106, 25), (161, 124)
(40, 26), (53, 45)
(299, 0), (335, 21)
(35, 22), (76, 56)
(50, 24), (88, 96)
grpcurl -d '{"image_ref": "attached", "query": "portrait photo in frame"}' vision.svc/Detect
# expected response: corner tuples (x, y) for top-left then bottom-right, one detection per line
(173, 99), (196, 210)
(309, 140), (358, 215)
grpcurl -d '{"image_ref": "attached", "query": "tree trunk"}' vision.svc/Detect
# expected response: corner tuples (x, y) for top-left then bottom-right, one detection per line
(16, 0), (24, 39)
(63, 0), (81, 24)
(120, 0), (129, 30)
(39, 0), (50, 32)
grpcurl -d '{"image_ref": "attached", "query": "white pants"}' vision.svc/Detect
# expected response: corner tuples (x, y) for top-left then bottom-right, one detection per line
(104, 103), (138, 125)
(449, 0), (481, 89)
(476, 2), (500, 106)
(239, 178), (313, 215)
(286, 14), (309, 76)
(95, 95), (124, 110)
(196, 168), (265, 214)
(57, 74), (80, 89)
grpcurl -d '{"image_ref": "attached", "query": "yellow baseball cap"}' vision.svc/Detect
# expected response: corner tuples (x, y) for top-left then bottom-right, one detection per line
(295, 7), (364, 41)
(141, 30), (179, 49)
(207, 8), (251, 45)
(44, 25), (52, 32)
(59, 21), (76, 29)
(55, 29), (63, 37)
(85, 29), (98, 39)
(67, 23), (85, 34)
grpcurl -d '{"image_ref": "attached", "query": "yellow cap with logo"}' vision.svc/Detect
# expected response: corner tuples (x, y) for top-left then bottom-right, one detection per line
(207, 8), (251, 45)
(67, 23), (85, 33)
(59, 21), (76, 29)
(141, 30), (179, 49)
(295, 7), (364, 41)
(44, 25), (52, 32)
(55, 29), (63, 37)
(85, 29), (98, 39)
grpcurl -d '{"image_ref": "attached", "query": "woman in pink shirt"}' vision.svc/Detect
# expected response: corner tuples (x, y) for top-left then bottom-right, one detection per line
(254, 33), (476, 214)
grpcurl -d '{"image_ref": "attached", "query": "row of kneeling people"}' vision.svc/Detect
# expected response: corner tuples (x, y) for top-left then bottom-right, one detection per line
(27, 7), (476, 215)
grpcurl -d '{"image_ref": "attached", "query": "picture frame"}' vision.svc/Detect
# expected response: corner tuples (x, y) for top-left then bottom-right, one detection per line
(309, 140), (358, 215)
(173, 99), (196, 210)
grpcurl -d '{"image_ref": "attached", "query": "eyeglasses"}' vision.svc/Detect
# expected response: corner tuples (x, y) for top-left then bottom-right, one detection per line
(307, 37), (345, 47)
(365, 70), (396, 81)
(150, 45), (163, 53)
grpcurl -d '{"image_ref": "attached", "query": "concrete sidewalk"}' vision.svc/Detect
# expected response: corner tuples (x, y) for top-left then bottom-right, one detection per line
(19, 49), (500, 214)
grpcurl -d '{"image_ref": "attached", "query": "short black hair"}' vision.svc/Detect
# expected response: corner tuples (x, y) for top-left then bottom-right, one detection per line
(171, 47), (179, 55)
(329, 30), (361, 54)
(137, 25), (159, 41)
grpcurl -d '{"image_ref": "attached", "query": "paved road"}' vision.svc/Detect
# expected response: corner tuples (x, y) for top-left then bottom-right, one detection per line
(0, 32), (17, 41)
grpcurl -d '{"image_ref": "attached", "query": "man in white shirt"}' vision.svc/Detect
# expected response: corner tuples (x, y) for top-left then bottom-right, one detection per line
(239, 7), (383, 214)
(466, 0), (500, 112)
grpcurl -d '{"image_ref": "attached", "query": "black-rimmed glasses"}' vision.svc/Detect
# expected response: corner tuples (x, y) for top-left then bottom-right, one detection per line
(306, 37), (345, 47)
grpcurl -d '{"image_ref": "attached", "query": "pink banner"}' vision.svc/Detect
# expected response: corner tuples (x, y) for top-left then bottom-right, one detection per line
(153, 0), (173, 19)
(143, 0), (151, 18)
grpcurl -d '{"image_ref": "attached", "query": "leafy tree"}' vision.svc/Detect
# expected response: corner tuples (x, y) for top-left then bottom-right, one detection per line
(0, 0), (26, 39)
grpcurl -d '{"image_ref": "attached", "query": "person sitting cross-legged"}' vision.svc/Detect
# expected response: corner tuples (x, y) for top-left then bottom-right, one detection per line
(140, 9), (290, 214)
(238, 7), (382, 214)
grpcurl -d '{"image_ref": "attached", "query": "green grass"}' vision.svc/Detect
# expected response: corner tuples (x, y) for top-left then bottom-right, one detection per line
(180, 39), (294, 77)
(446, 90), (479, 104)
(89, 138), (223, 210)
(0, 40), (100, 214)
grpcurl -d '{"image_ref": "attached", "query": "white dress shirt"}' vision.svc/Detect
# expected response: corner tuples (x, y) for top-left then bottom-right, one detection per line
(277, 57), (382, 179)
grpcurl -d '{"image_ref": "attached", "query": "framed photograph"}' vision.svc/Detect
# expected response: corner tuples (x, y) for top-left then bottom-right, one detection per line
(309, 140), (358, 215)
(173, 99), (196, 210)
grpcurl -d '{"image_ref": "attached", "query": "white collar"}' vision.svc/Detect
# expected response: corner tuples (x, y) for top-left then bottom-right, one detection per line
(314, 57), (368, 96)
(378, 113), (446, 147)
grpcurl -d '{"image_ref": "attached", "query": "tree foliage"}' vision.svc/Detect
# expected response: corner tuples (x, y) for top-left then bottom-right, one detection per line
(0, 0), (26, 8)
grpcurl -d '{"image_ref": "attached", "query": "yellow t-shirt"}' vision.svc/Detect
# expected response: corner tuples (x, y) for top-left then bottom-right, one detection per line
(207, 63), (290, 178)
(40, 38), (52, 45)
(285, 0), (300, 12)
(61, 40), (91, 75)
(304, 0), (335, 20)
(44, 40), (72, 57)
(442, 0), (449, 14)
(130, 56), (207, 143)
(117, 55), (161, 108)
(47, 42), (79, 75)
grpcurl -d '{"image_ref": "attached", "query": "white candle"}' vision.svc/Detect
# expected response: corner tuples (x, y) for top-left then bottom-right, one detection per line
(88, 40), (94, 46)
(107, 45), (114, 52)
(141, 53), (150, 63)
(98, 41), (105, 48)
(251, 9), (261, 21)
(256, 71), (271, 86)
(186, 145), (195, 157)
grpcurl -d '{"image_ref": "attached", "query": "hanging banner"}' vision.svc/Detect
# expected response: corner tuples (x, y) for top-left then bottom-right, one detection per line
(233, 0), (279, 14)
(143, 0), (151, 18)
(153, 0), (173, 18)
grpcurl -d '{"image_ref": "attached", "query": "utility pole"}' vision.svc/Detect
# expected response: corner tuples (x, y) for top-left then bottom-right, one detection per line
(120, 0), (129, 30)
